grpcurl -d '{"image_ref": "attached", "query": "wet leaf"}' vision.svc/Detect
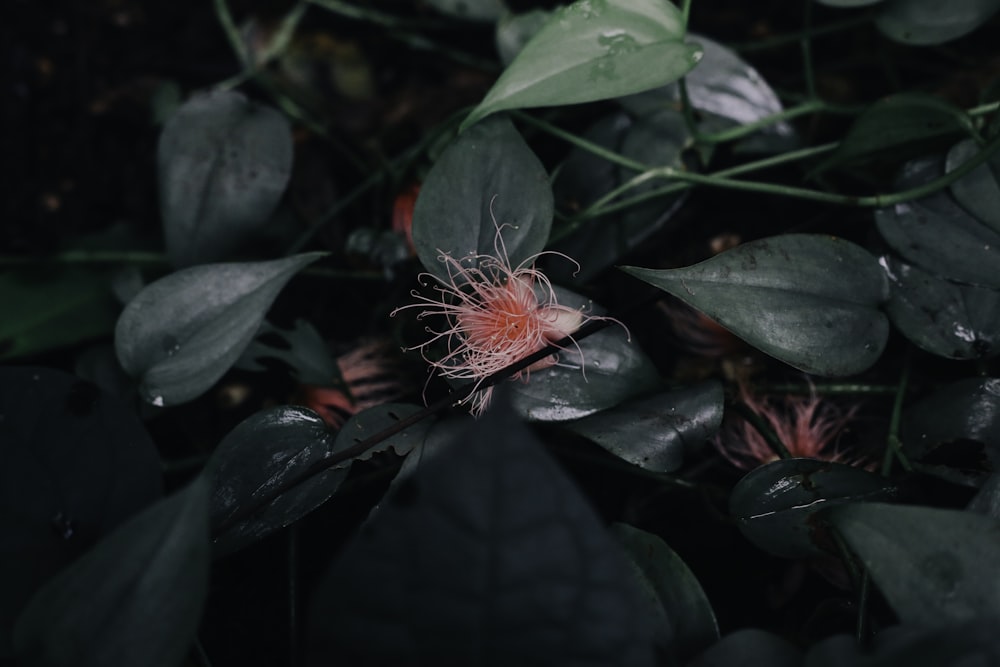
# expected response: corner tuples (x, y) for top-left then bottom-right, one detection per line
(827, 502), (1000, 625)
(612, 523), (719, 662)
(622, 235), (889, 376)
(901, 377), (1000, 460)
(206, 406), (346, 558)
(158, 90), (293, 267)
(0, 368), (162, 660)
(813, 93), (975, 175)
(876, 157), (1000, 289)
(875, 0), (1000, 45)
(13, 479), (208, 667)
(689, 629), (801, 667)
(331, 403), (431, 462)
(411, 115), (553, 283)
(462, 0), (702, 130)
(549, 109), (690, 283)
(425, 0), (503, 21)
(880, 255), (1000, 360)
(114, 252), (323, 406)
(564, 381), (723, 472)
(307, 398), (658, 666)
(731, 459), (898, 558)
(947, 138), (1000, 232)
(508, 286), (659, 422)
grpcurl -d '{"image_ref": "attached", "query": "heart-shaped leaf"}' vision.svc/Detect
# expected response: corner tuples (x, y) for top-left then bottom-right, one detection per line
(0, 367), (162, 660)
(827, 502), (1000, 625)
(880, 255), (1000, 359)
(875, 157), (1000, 289)
(158, 90), (293, 267)
(411, 115), (553, 283)
(875, 0), (1000, 45)
(13, 479), (209, 667)
(564, 381), (723, 472)
(901, 377), (1000, 461)
(947, 137), (1000, 232)
(306, 397), (658, 666)
(731, 458), (898, 558)
(206, 406), (347, 558)
(622, 234), (890, 376)
(462, 0), (702, 130)
(115, 252), (323, 406)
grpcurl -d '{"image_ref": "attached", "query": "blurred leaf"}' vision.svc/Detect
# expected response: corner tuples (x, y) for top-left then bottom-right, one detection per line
(331, 403), (431, 461)
(0, 268), (119, 362)
(411, 116), (553, 283)
(564, 381), (723, 472)
(0, 367), (162, 660)
(612, 523), (719, 662)
(813, 94), (974, 175)
(426, 0), (503, 21)
(875, 157), (1000, 288)
(158, 90), (293, 267)
(549, 109), (690, 283)
(731, 459), (898, 558)
(901, 377), (1000, 461)
(968, 474), (1000, 520)
(808, 620), (1000, 667)
(621, 34), (797, 154)
(875, 0), (1000, 45)
(881, 255), (1000, 359)
(622, 235), (890, 376)
(462, 0), (702, 130)
(236, 318), (340, 386)
(509, 286), (659, 421)
(815, 0), (883, 6)
(307, 397), (658, 666)
(13, 479), (209, 667)
(947, 138), (1000, 232)
(114, 253), (323, 406)
(689, 629), (801, 667)
(495, 8), (552, 66)
(206, 406), (346, 558)
(828, 502), (1000, 625)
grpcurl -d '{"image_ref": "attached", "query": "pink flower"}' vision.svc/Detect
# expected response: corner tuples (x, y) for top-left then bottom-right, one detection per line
(716, 384), (864, 470)
(392, 224), (607, 415)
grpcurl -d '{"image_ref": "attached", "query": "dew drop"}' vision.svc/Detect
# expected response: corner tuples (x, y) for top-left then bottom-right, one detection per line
(151, 395), (165, 407)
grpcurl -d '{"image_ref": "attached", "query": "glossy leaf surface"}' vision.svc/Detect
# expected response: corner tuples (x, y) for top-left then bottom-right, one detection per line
(828, 502), (1000, 625)
(411, 116), (553, 283)
(206, 406), (346, 558)
(622, 235), (889, 376)
(13, 479), (209, 667)
(158, 90), (293, 267)
(947, 137), (1000, 231)
(115, 253), (323, 406)
(881, 255), (1000, 360)
(731, 458), (897, 558)
(564, 381), (723, 472)
(875, 157), (1000, 288)
(307, 399), (657, 666)
(331, 403), (431, 462)
(875, 0), (1000, 45)
(462, 0), (701, 129)
(901, 377), (1000, 460)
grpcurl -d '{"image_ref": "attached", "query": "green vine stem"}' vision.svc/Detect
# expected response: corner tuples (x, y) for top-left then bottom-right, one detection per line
(881, 348), (914, 476)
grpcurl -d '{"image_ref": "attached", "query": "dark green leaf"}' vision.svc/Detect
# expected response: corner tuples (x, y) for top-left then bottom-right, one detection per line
(509, 286), (659, 421)
(808, 621), (1000, 667)
(462, 0), (702, 130)
(947, 137), (1000, 232)
(881, 255), (1000, 359)
(0, 268), (119, 362)
(731, 459), (898, 558)
(206, 406), (347, 558)
(564, 381), (723, 472)
(114, 252), (323, 406)
(968, 474), (1000, 520)
(622, 235), (890, 376)
(307, 397), (657, 666)
(875, 0), (1000, 45)
(814, 0), (882, 6)
(236, 318), (340, 386)
(426, 0), (502, 21)
(813, 93), (975, 175)
(827, 502), (1000, 625)
(612, 523), (719, 662)
(331, 403), (430, 461)
(549, 109), (690, 283)
(901, 377), (1000, 461)
(876, 157), (1000, 288)
(0, 367), (162, 660)
(13, 479), (209, 667)
(411, 115), (553, 282)
(158, 90), (293, 267)
(689, 629), (801, 667)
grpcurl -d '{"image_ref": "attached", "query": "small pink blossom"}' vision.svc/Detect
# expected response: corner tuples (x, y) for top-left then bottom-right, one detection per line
(392, 223), (609, 415)
(716, 384), (864, 470)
